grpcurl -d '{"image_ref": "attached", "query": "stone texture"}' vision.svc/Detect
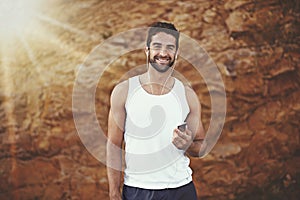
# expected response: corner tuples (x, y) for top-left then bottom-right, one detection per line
(0, 0), (299, 199)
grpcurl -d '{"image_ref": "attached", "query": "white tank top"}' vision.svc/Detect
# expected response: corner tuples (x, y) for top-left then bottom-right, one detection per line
(124, 75), (192, 189)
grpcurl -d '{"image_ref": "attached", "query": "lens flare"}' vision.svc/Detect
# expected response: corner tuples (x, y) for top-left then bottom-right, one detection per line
(0, 0), (40, 38)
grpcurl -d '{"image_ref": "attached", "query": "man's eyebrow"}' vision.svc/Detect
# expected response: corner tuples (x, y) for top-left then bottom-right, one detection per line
(152, 43), (175, 47)
(152, 42), (162, 46)
(166, 44), (175, 48)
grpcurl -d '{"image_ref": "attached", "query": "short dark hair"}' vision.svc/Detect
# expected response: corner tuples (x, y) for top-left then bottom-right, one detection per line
(146, 22), (180, 50)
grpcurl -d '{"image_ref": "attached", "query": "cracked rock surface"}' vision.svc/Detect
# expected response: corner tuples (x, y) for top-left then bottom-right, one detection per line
(0, 0), (299, 199)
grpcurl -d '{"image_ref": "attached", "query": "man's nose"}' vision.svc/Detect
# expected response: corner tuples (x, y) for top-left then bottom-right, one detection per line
(159, 48), (168, 56)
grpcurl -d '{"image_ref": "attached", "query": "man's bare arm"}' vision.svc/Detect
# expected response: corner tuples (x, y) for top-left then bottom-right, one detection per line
(107, 81), (128, 200)
(172, 86), (206, 156)
(185, 86), (206, 157)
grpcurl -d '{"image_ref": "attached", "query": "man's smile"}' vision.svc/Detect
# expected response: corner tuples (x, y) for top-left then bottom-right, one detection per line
(154, 55), (171, 65)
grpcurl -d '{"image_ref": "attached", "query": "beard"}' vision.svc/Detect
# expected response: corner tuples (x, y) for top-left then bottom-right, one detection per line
(149, 55), (175, 73)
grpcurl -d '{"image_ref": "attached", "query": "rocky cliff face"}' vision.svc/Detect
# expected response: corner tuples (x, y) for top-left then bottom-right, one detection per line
(0, 0), (299, 199)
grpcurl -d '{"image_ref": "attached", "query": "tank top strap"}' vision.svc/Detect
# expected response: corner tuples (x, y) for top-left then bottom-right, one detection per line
(126, 76), (140, 108)
(128, 76), (140, 94)
(173, 78), (185, 96)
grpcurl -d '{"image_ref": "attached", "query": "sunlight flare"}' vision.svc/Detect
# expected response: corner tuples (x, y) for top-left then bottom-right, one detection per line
(0, 0), (41, 39)
(17, 33), (48, 86)
(36, 13), (99, 41)
(1, 44), (18, 198)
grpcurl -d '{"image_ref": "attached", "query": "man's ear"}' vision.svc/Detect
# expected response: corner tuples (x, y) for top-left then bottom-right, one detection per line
(175, 49), (180, 60)
(144, 46), (149, 56)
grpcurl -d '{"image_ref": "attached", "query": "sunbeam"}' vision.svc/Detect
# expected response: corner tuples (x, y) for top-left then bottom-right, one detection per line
(1, 43), (18, 199)
(0, 0), (42, 40)
(36, 13), (99, 42)
(17, 33), (48, 87)
(42, 30), (88, 60)
(0, 1), (101, 198)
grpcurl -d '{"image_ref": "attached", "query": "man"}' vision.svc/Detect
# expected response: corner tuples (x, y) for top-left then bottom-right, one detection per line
(107, 22), (206, 200)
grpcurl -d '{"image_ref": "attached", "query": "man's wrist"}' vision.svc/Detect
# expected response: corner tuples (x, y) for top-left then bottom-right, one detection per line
(109, 190), (121, 199)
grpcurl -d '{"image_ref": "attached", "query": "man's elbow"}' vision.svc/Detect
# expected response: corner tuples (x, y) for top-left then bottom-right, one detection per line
(187, 140), (207, 157)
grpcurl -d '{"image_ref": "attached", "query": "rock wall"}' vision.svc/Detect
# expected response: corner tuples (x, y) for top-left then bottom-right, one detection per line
(0, 0), (299, 199)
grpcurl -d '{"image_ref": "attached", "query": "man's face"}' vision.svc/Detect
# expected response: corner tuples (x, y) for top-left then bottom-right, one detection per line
(149, 32), (177, 73)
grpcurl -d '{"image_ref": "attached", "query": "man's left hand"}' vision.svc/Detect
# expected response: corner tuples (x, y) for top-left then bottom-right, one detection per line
(172, 128), (193, 150)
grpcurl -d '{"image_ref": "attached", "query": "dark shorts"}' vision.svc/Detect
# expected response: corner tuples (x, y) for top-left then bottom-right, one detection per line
(122, 182), (197, 200)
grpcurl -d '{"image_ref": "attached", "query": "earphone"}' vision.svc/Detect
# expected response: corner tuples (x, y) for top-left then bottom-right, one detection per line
(146, 47), (149, 57)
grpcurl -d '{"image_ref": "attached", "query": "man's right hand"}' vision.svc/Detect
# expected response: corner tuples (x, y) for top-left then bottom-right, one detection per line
(109, 190), (122, 200)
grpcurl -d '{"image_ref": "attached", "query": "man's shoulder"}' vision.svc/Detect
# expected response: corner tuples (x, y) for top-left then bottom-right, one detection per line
(115, 74), (142, 90)
(184, 84), (194, 94)
(111, 79), (129, 103)
(114, 79), (129, 91)
(183, 84), (199, 105)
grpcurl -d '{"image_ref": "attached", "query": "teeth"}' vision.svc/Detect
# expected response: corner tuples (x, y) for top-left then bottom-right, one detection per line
(157, 58), (168, 61)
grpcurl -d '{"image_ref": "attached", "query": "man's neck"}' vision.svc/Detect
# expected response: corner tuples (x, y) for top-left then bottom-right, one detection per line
(138, 66), (174, 95)
(147, 66), (173, 84)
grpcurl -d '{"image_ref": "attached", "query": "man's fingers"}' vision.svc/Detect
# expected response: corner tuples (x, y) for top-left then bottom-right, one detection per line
(173, 129), (193, 150)
(172, 137), (185, 149)
(174, 129), (184, 138)
(186, 129), (193, 136)
(174, 128), (192, 140)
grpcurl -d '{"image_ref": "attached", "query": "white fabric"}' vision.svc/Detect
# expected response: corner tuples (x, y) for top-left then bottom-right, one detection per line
(123, 75), (192, 189)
